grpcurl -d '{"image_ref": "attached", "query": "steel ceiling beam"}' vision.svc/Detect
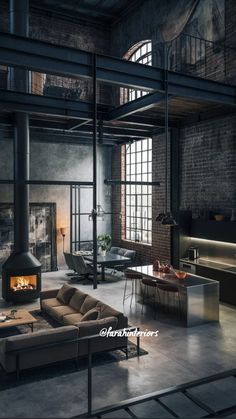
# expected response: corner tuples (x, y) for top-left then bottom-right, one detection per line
(0, 90), (94, 119)
(108, 92), (166, 120)
(0, 32), (235, 105)
(0, 110), (150, 139)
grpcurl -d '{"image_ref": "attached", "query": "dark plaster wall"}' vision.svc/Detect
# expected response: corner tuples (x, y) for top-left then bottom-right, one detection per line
(110, 0), (225, 59)
(0, 129), (112, 268)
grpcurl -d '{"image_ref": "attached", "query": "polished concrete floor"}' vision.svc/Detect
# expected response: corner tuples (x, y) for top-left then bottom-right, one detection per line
(0, 270), (236, 418)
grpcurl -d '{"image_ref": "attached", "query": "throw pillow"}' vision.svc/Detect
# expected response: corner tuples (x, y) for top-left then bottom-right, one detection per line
(80, 295), (99, 314)
(81, 307), (100, 322)
(57, 284), (76, 305)
(96, 302), (119, 319)
(69, 289), (87, 311)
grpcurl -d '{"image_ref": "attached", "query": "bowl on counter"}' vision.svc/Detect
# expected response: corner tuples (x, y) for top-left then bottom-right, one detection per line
(175, 271), (188, 280)
(214, 214), (225, 221)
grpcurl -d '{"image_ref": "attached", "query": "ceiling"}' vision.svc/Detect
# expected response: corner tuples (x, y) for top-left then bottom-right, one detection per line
(30, 0), (141, 25)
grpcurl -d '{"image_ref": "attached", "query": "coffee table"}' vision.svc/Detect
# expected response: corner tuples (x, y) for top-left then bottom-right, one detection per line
(0, 309), (37, 332)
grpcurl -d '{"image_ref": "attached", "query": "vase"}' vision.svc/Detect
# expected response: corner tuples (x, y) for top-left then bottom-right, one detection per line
(101, 250), (107, 257)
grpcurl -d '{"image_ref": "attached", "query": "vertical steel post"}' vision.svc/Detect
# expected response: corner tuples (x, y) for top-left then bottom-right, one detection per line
(92, 54), (98, 289)
(164, 44), (169, 215)
(70, 185), (72, 253)
(87, 339), (92, 415)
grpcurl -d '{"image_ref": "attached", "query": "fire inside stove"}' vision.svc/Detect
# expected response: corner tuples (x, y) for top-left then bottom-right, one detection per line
(10, 275), (37, 292)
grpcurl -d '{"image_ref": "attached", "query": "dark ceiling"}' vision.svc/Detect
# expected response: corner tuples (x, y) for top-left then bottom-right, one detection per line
(30, 0), (142, 25)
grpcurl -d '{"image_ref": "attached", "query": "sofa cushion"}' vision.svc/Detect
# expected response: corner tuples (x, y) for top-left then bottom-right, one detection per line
(41, 298), (62, 311)
(4, 326), (78, 352)
(48, 305), (77, 322)
(118, 248), (126, 256)
(96, 302), (120, 319)
(77, 317), (118, 337)
(69, 289), (87, 311)
(63, 313), (83, 325)
(57, 284), (76, 305)
(109, 247), (119, 254)
(81, 307), (100, 322)
(80, 295), (99, 315)
(124, 250), (136, 260)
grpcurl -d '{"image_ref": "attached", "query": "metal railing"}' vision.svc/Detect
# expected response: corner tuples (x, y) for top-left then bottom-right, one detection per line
(86, 368), (236, 419)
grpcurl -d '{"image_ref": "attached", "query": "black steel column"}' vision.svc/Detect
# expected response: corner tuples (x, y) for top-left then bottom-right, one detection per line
(92, 54), (97, 289)
(9, 0), (29, 93)
(9, 0), (30, 253)
(170, 128), (180, 267)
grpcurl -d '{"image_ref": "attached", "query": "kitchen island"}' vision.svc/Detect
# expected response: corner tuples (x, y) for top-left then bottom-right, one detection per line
(130, 265), (219, 327)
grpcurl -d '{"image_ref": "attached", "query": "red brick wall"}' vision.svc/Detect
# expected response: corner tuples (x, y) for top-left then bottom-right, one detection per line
(111, 134), (171, 265)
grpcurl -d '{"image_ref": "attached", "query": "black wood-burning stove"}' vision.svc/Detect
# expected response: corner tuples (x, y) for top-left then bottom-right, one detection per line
(2, 252), (41, 303)
(2, 0), (41, 303)
(1, 113), (42, 303)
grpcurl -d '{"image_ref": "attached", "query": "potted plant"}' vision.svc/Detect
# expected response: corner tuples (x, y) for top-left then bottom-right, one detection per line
(97, 233), (111, 256)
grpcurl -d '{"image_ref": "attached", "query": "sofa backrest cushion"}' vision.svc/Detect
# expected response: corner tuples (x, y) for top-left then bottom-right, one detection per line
(96, 302), (120, 320)
(81, 307), (100, 322)
(77, 316), (118, 337)
(57, 284), (76, 305)
(118, 248), (126, 256)
(69, 289), (87, 311)
(80, 295), (99, 315)
(109, 247), (119, 254)
(4, 326), (78, 352)
(124, 250), (136, 260)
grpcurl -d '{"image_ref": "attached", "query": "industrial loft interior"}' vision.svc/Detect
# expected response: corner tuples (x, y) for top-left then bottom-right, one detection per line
(0, 0), (235, 418)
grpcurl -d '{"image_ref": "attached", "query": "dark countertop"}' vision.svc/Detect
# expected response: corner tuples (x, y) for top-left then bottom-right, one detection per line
(180, 258), (236, 274)
(130, 265), (218, 288)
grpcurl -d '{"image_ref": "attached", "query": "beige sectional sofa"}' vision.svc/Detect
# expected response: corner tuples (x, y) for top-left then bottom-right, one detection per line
(40, 284), (128, 356)
(0, 284), (128, 376)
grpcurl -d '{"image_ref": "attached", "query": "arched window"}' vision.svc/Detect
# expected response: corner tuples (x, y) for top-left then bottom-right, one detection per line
(121, 40), (152, 104)
(121, 41), (153, 245)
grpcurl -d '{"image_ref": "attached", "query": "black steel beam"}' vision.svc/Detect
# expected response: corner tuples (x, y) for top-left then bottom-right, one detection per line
(108, 92), (166, 121)
(104, 179), (160, 186)
(0, 90), (94, 119)
(0, 31), (161, 91)
(0, 180), (94, 186)
(121, 115), (166, 127)
(0, 32), (235, 105)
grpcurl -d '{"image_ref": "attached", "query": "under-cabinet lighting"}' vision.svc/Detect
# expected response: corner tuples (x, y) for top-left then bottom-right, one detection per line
(190, 237), (236, 247)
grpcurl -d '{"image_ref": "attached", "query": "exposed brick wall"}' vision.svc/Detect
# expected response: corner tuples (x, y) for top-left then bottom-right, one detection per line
(225, 0), (236, 84)
(179, 113), (236, 217)
(111, 135), (171, 265)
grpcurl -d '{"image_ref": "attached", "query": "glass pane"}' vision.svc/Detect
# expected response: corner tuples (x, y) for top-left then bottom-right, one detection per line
(137, 141), (142, 152)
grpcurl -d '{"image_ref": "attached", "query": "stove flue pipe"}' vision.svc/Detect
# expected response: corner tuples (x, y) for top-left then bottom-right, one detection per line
(9, 0), (30, 253)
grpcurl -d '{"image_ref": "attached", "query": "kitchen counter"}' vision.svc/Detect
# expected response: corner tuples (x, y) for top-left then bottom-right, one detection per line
(130, 265), (219, 327)
(180, 258), (236, 274)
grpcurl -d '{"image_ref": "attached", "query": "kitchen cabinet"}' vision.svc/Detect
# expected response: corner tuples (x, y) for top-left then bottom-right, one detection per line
(191, 220), (236, 243)
(196, 265), (236, 306)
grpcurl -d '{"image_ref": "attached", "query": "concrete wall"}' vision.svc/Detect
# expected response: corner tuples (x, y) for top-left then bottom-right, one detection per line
(0, 128), (112, 269)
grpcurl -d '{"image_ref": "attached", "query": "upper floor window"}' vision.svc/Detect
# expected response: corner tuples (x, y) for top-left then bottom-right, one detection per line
(121, 40), (152, 104)
(125, 138), (152, 244)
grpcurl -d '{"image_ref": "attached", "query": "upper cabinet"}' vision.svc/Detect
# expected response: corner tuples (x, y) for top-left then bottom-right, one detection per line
(190, 220), (236, 243)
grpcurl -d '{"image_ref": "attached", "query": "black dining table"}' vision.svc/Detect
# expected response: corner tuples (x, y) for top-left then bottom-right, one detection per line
(84, 253), (130, 281)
